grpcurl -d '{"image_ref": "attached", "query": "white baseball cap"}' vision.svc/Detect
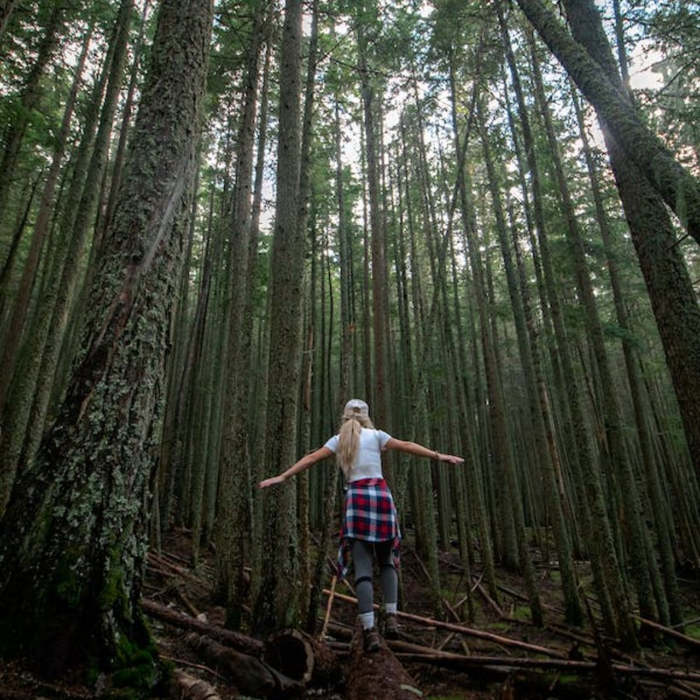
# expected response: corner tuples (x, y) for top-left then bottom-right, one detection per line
(344, 398), (369, 417)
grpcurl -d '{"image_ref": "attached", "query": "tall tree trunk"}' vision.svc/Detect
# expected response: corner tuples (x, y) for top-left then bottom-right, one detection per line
(498, 2), (637, 643)
(358, 8), (390, 464)
(246, 32), (273, 600)
(477, 96), (583, 625)
(0, 1), (64, 231)
(253, 0), (304, 635)
(513, 0), (700, 245)
(295, 0), (320, 624)
(215, 0), (265, 627)
(528, 26), (664, 625)
(0, 0), (212, 676)
(570, 84), (682, 625)
(0, 3), (129, 510)
(554, 0), (700, 509)
(20, 0), (134, 473)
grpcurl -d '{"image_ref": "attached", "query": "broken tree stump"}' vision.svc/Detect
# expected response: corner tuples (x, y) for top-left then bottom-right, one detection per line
(184, 633), (302, 697)
(345, 623), (423, 700)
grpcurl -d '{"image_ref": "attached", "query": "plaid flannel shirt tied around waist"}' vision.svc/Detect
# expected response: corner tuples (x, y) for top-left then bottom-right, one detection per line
(337, 477), (401, 579)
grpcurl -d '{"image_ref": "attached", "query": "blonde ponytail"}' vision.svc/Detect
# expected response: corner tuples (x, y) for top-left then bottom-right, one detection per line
(337, 419), (361, 479)
(336, 406), (375, 479)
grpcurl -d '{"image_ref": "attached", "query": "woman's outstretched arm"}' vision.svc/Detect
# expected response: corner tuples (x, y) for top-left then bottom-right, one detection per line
(258, 446), (334, 488)
(385, 438), (464, 464)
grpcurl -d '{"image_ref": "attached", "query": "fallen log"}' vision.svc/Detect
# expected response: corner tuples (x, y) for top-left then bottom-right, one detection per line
(141, 598), (263, 656)
(176, 586), (200, 617)
(322, 588), (566, 658)
(345, 624), (423, 700)
(172, 670), (220, 700)
(161, 654), (225, 681)
(633, 615), (700, 650)
(147, 553), (212, 591)
(265, 628), (313, 684)
(392, 648), (700, 683)
(264, 627), (340, 685)
(184, 633), (302, 697)
(474, 580), (504, 618)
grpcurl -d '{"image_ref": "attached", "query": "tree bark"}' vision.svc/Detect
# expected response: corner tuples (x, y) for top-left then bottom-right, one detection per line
(215, 0), (265, 626)
(514, 0), (700, 245)
(345, 624), (421, 700)
(555, 0), (700, 502)
(0, 0), (213, 678)
(358, 6), (390, 458)
(253, 0), (304, 635)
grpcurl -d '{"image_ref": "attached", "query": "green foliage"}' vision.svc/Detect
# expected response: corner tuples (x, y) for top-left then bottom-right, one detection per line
(110, 631), (160, 695)
(489, 621), (512, 632)
(686, 624), (700, 640)
(512, 604), (531, 621)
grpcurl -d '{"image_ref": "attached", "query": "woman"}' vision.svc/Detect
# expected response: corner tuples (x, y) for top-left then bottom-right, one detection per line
(259, 398), (464, 652)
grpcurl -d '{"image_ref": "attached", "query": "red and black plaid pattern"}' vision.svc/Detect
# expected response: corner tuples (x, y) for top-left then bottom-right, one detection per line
(337, 477), (401, 579)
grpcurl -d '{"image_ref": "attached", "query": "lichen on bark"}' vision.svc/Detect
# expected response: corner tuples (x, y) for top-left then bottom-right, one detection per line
(0, 0), (214, 688)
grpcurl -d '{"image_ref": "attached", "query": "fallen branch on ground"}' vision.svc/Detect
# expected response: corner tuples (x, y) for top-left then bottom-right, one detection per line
(162, 654), (226, 681)
(141, 598), (263, 656)
(633, 615), (700, 650)
(320, 575), (337, 640)
(147, 553), (212, 593)
(176, 586), (200, 617)
(391, 647), (700, 683)
(322, 588), (566, 658)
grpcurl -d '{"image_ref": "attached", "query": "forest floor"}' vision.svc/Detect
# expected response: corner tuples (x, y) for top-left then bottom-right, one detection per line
(0, 528), (699, 699)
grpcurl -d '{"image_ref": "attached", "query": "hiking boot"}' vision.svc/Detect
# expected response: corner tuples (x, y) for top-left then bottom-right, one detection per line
(384, 613), (399, 639)
(363, 626), (380, 652)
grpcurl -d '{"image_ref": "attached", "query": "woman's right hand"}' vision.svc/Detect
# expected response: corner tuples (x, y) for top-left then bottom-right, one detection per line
(258, 475), (286, 489)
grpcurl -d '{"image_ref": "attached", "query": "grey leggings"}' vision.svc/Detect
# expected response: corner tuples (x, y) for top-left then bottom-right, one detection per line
(352, 539), (398, 614)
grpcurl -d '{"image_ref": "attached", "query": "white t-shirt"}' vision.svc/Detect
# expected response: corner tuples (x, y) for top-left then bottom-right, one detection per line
(324, 428), (392, 482)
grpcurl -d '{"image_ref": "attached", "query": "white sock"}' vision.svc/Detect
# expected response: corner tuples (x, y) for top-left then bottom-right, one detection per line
(385, 603), (397, 614)
(359, 611), (374, 630)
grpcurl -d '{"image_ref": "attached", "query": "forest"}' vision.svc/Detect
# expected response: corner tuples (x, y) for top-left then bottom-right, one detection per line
(0, 0), (698, 697)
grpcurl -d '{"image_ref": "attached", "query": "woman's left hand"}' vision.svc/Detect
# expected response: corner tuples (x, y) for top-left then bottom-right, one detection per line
(438, 453), (465, 465)
(259, 475), (286, 489)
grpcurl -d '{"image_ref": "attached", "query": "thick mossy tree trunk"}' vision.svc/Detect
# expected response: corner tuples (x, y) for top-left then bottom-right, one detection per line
(0, 0), (212, 677)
